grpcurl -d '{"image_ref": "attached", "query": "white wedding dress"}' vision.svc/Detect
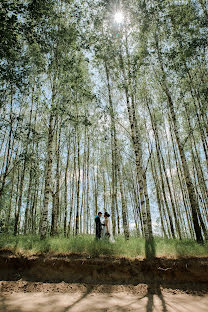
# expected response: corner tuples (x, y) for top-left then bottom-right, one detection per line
(103, 217), (115, 243)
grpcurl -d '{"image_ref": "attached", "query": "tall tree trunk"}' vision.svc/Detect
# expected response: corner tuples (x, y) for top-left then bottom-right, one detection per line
(0, 87), (13, 201)
(80, 142), (86, 234)
(119, 46), (154, 248)
(86, 134), (90, 234)
(40, 111), (55, 239)
(149, 146), (167, 238)
(75, 130), (80, 235)
(64, 139), (70, 237)
(68, 136), (76, 236)
(118, 163), (129, 239)
(5, 166), (15, 233)
(23, 162), (33, 235)
(155, 35), (203, 243)
(51, 120), (61, 236)
(146, 103), (178, 238)
(104, 60), (117, 236)
(14, 92), (34, 235)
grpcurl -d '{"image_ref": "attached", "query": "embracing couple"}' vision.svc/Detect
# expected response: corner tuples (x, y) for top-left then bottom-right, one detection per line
(95, 211), (115, 243)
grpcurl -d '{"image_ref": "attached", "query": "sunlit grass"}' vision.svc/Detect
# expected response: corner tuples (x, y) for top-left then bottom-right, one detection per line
(0, 234), (207, 259)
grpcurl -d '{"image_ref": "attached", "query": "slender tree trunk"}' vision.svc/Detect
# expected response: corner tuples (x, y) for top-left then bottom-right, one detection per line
(149, 147), (167, 238)
(5, 166), (15, 233)
(40, 111), (55, 239)
(23, 162), (33, 235)
(155, 36), (203, 243)
(104, 60), (117, 236)
(93, 163), (98, 217)
(0, 87), (13, 201)
(146, 103), (178, 238)
(64, 139), (70, 237)
(118, 163), (129, 239)
(75, 130), (80, 235)
(14, 92), (34, 235)
(119, 48), (153, 246)
(51, 120), (61, 236)
(68, 136), (76, 236)
(86, 134), (90, 234)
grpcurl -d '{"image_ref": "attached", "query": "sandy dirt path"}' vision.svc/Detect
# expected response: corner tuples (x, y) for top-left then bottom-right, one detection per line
(1, 291), (208, 312)
(0, 282), (208, 312)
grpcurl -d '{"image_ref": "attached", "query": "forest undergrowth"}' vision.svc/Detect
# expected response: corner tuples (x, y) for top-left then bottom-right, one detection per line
(0, 234), (207, 259)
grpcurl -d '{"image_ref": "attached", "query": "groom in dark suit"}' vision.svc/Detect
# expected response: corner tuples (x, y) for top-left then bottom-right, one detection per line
(95, 212), (103, 239)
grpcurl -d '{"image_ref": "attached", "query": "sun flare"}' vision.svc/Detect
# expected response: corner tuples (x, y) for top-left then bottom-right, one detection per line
(114, 11), (124, 24)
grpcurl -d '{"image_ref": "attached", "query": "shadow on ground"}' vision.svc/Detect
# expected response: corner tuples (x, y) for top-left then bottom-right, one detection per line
(0, 281), (208, 312)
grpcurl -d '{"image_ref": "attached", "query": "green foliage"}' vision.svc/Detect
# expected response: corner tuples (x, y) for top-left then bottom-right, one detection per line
(0, 0), (55, 87)
(0, 234), (207, 258)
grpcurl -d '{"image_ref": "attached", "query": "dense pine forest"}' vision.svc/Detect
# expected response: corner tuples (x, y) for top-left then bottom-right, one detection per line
(0, 0), (208, 255)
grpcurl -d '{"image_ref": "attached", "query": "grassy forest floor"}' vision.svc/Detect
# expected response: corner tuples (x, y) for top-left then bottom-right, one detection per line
(0, 234), (208, 258)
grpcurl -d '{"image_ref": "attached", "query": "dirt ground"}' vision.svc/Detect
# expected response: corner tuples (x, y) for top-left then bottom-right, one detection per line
(0, 281), (208, 312)
(0, 252), (208, 311)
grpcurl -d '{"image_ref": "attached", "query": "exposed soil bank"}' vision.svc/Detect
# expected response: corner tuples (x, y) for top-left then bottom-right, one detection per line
(0, 251), (208, 285)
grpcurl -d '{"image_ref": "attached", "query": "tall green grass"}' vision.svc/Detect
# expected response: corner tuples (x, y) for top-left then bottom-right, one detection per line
(0, 234), (207, 258)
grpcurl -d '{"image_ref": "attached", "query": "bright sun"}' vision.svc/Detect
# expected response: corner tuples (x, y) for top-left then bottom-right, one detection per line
(114, 11), (124, 24)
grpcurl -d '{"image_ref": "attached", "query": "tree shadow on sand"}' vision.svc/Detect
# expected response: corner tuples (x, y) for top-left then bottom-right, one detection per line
(62, 285), (95, 312)
(0, 296), (9, 312)
(0, 294), (23, 312)
(146, 283), (167, 312)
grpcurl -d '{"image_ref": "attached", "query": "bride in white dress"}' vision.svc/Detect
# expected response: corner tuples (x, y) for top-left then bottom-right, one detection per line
(103, 212), (115, 243)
